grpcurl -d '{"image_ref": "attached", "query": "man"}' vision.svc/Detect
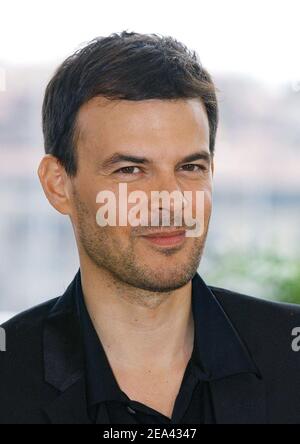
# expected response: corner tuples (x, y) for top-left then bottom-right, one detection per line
(1, 31), (300, 424)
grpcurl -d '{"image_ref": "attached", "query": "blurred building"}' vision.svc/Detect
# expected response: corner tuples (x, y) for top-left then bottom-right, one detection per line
(0, 65), (300, 316)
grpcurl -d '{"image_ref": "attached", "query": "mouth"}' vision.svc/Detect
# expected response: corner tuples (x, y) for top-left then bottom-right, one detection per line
(140, 229), (187, 247)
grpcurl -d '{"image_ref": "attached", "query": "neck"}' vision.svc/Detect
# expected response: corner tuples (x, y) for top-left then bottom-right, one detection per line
(79, 257), (194, 372)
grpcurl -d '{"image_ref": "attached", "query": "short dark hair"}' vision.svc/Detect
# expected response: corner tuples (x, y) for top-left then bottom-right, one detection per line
(42, 30), (218, 176)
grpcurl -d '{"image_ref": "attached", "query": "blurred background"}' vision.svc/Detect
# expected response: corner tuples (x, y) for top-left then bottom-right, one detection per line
(0, 0), (299, 323)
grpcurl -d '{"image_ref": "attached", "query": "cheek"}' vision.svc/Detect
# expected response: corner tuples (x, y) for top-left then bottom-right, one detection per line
(189, 187), (212, 216)
(202, 194), (212, 229)
(186, 190), (211, 237)
(73, 179), (100, 215)
(109, 225), (133, 245)
(204, 190), (212, 217)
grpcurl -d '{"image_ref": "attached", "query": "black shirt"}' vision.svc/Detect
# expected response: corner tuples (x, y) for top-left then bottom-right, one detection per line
(75, 271), (258, 424)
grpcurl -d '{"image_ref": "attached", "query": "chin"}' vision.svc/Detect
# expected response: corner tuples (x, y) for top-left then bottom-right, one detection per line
(137, 267), (195, 292)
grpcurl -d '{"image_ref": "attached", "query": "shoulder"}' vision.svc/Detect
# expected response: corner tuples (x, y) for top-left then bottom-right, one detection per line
(208, 284), (300, 325)
(0, 297), (60, 357)
(208, 286), (300, 422)
(1, 297), (60, 333)
(208, 284), (300, 371)
(0, 297), (61, 423)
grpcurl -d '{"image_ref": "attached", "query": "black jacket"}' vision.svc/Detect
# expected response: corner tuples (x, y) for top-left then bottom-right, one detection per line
(1, 271), (300, 424)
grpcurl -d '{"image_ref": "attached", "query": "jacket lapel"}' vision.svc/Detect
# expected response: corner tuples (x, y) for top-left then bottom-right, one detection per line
(41, 272), (94, 424)
(43, 377), (91, 424)
(209, 372), (267, 424)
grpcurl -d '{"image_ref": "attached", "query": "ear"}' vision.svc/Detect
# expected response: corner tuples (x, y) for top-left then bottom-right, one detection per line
(37, 154), (72, 215)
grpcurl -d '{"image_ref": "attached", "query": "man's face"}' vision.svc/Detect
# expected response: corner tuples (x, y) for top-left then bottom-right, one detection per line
(70, 97), (213, 292)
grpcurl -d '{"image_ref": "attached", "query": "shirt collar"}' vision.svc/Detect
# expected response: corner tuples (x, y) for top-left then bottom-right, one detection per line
(75, 269), (259, 407)
(191, 273), (259, 380)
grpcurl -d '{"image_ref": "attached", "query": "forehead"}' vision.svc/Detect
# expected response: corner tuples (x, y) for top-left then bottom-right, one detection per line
(76, 96), (210, 160)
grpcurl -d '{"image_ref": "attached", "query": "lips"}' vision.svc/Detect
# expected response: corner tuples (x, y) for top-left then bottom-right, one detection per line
(140, 228), (186, 237)
(140, 229), (186, 247)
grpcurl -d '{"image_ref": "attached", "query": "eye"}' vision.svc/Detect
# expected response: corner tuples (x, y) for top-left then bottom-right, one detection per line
(180, 164), (207, 172)
(115, 166), (142, 175)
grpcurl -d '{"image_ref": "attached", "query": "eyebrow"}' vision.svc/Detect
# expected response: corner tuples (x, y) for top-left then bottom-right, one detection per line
(98, 153), (151, 171)
(98, 150), (211, 172)
(179, 151), (211, 165)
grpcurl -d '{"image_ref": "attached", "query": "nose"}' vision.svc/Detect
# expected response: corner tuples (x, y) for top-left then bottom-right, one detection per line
(147, 170), (188, 225)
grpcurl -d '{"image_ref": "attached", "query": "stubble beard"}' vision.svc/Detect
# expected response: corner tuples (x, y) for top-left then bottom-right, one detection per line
(73, 191), (210, 294)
